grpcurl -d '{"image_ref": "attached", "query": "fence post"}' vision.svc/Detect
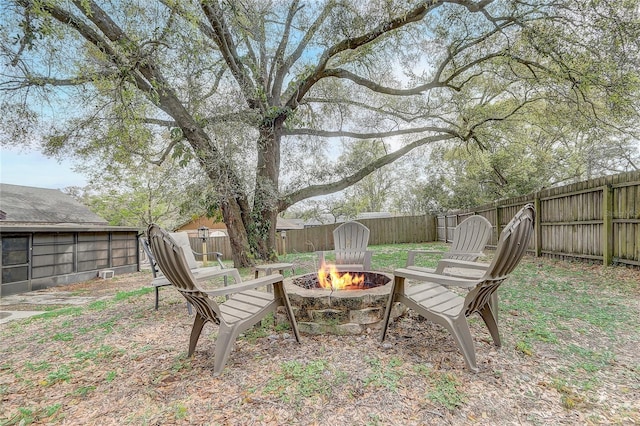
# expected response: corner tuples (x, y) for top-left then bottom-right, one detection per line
(602, 185), (613, 266)
(443, 215), (448, 243)
(494, 205), (501, 244)
(534, 195), (542, 257)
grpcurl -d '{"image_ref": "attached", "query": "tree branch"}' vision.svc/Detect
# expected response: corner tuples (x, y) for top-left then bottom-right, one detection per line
(268, 0), (301, 102)
(301, 97), (430, 122)
(322, 68), (447, 95)
(283, 0), (445, 110)
(200, 0), (260, 110)
(282, 126), (452, 139)
(273, 0), (332, 102)
(0, 73), (115, 91)
(279, 133), (457, 210)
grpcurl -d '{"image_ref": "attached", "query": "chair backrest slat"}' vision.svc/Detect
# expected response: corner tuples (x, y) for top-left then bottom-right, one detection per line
(447, 215), (492, 261)
(333, 221), (370, 251)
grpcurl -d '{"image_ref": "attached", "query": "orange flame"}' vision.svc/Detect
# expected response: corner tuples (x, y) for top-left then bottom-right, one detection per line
(317, 262), (365, 290)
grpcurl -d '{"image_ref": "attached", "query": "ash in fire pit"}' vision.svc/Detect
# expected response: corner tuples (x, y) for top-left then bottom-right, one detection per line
(293, 271), (390, 290)
(278, 270), (405, 335)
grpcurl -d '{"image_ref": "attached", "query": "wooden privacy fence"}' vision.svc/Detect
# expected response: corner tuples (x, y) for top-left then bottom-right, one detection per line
(280, 214), (436, 254)
(437, 170), (640, 267)
(187, 235), (234, 262)
(186, 214), (436, 262)
(185, 170), (639, 268)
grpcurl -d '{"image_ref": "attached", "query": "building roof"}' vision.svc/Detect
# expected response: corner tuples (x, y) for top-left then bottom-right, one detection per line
(276, 217), (305, 230)
(0, 183), (108, 225)
(300, 212), (394, 227)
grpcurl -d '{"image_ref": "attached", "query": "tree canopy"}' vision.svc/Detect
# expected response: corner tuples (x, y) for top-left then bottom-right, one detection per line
(1, 0), (639, 265)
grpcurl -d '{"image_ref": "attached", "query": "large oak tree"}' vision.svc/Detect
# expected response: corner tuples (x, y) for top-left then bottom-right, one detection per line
(1, 0), (638, 266)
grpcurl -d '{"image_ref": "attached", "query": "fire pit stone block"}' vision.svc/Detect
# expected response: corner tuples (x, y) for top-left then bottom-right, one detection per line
(310, 308), (348, 323)
(349, 307), (383, 325)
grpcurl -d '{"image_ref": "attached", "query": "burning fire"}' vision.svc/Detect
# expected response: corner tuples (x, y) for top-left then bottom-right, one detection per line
(317, 262), (365, 290)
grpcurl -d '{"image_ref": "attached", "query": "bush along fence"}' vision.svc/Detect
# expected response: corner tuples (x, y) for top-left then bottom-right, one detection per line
(437, 170), (640, 268)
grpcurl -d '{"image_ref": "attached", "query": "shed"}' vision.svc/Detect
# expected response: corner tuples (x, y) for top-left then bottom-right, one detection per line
(0, 184), (139, 297)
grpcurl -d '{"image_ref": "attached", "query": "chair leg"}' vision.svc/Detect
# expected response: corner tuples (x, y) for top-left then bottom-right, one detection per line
(282, 298), (301, 343)
(490, 291), (499, 324)
(479, 304), (501, 347)
(155, 287), (160, 310)
(380, 276), (403, 342)
(448, 317), (478, 372)
(213, 324), (241, 377)
(188, 313), (207, 357)
(273, 282), (301, 343)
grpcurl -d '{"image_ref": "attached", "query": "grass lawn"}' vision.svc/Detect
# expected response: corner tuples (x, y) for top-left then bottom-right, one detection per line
(1, 243), (638, 425)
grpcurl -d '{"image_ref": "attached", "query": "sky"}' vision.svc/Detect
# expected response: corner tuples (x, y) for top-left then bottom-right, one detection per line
(0, 148), (87, 190)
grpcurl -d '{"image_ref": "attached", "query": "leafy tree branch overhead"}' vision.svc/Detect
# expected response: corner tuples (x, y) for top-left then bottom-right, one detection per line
(1, 0), (638, 266)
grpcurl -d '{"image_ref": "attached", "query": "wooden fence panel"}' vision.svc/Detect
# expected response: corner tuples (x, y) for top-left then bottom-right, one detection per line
(613, 180), (640, 265)
(436, 216), (446, 241)
(539, 187), (603, 259)
(281, 214), (436, 254)
(188, 236), (233, 261)
(437, 170), (640, 267)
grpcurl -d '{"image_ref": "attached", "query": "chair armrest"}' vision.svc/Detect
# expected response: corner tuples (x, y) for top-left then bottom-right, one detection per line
(317, 250), (372, 270)
(193, 267), (242, 284)
(393, 267), (479, 288)
(190, 249), (225, 268)
(441, 251), (485, 262)
(151, 268), (241, 287)
(406, 249), (445, 267)
(434, 259), (489, 274)
(204, 274), (285, 297)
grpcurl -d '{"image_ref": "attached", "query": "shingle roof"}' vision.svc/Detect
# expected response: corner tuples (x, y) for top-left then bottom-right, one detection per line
(0, 183), (108, 225)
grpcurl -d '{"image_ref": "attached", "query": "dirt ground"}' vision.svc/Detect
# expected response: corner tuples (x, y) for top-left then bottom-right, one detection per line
(1, 262), (639, 425)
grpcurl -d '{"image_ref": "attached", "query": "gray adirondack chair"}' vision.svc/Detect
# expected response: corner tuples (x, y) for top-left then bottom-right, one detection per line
(381, 204), (535, 372)
(148, 224), (301, 376)
(317, 221), (372, 271)
(406, 215), (492, 275)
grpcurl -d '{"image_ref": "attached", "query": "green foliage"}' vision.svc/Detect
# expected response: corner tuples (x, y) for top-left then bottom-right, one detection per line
(114, 287), (154, 301)
(427, 372), (467, 410)
(105, 371), (117, 382)
(262, 360), (344, 404)
(24, 361), (50, 372)
(363, 356), (404, 391)
(72, 385), (96, 397)
(52, 331), (74, 342)
(30, 307), (82, 321)
(1, 403), (62, 426)
(45, 365), (72, 385)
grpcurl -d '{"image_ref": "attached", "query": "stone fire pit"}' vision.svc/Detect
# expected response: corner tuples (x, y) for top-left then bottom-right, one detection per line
(277, 271), (406, 335)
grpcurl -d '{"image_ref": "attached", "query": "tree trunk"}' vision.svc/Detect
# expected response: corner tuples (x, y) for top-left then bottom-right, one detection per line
(220, 195), (253, 267)
(251, 121), (282, 260)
